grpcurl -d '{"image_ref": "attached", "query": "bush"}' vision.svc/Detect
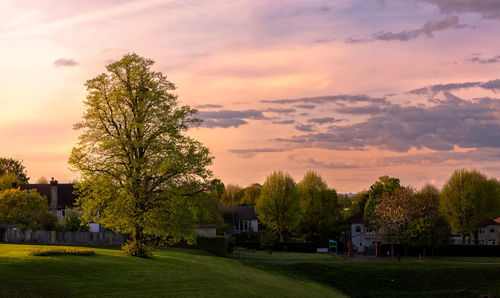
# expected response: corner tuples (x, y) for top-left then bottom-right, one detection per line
(197, 236), (230, 257)
(29, 247), (95, 256)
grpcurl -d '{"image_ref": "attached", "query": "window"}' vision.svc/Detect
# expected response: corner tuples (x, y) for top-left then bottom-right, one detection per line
(365, 227), (372, 233)
(488, 239), (495, 245)
(490, 227), (495, 233)
(479, 240), (485, 245)
(355, 226), (361, 233)
(61, 209), (66, 217)
(479, 228), (486, 234)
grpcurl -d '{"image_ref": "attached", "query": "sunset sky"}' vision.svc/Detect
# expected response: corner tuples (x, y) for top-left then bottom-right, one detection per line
(1, 0), (500, 192)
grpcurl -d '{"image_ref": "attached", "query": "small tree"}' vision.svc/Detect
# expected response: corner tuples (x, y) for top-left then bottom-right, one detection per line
(241, 183), (261, 206)
(364, 176), (400, 227)
(256, 171), (299, 242)
(440, 169), (500, 244)
(403, 218), (441, 257)
(0, 189), (48, 234)
(0, 157), (29, 183)
(61, 210), (88, 232)
(297, 171), (338, 241)
(35, 177), (49, 184)
(259, 229), (277, 254)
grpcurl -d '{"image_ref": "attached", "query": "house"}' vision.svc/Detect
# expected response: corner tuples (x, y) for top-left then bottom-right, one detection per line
(220, 206), (258, 233)
(449, 217), (500, 245)
(346, 212), (378, 253)
(476, 218), (500, 245)
(20, 178), (75, 221)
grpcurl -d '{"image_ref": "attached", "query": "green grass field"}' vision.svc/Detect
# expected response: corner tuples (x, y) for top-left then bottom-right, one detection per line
(0, 244), (344, 298)
(249, 259), (500, 297)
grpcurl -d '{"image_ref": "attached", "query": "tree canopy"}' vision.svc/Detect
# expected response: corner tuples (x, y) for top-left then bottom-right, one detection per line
(297, 171), (338, 241)
(256, 171), (299, 242)
(0, 188), (48, 232)
(0, 157), (29, 183)
(364, 175), (400, 227)
(440, 169), (500, 244)
(69, 53), (213, 257)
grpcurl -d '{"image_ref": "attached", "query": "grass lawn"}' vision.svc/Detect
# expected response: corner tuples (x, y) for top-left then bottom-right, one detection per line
(0, 244), (344, 298)
(249, 259), (500, 297)
(233, 247), (348, 262)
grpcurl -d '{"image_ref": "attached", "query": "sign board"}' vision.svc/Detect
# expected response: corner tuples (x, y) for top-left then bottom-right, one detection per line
(89, 223), (100, 233)
(317, 248), (328, 253)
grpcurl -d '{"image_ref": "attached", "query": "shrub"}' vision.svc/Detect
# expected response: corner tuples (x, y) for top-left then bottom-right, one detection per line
(197, 236), (229, 257)
(29, 247), (95, 256)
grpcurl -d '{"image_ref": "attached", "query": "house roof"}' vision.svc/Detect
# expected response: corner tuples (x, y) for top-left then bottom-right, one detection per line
(220, 206), (257, 220)
(346, 212), (364, 224)
(19, 183), (76, 209)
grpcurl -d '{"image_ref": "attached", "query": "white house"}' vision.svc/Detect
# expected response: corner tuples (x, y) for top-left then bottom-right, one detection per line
(347, 212), (378, 253)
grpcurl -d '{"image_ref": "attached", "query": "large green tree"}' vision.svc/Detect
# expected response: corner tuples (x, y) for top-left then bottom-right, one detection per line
(69, 54), (213, 257)
(364, 175), (400, 227)
(297, 171), (338, 241)
(256, 171), (299, 242)
(0, 157), (29, 183)
(440, 169), (500, 244)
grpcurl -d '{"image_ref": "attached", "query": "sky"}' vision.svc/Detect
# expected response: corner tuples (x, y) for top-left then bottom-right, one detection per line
(1, 0), (500, 193)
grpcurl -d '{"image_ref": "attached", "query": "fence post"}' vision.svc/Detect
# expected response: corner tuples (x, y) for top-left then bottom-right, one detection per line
(51, 231), (55, 244)
(110, 233), (113, 245)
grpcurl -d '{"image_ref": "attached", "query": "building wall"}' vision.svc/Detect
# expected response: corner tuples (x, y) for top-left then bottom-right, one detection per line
(195, 227), (217, 238)
(351, 223), (378, 253)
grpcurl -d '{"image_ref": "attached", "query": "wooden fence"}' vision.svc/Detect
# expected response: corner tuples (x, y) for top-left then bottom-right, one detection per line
(2, 229), (124, 246)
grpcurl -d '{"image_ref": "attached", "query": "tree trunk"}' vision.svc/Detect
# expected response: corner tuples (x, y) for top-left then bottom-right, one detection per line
(390, 243), (394, 257)
(461, 233), (465, 244)
(473, 230), (479, 245)
(123, 225), (150, 257)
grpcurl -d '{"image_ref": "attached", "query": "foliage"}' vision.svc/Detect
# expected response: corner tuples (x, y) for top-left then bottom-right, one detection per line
(197, 236), (230, 257)
(188, 192), (223, 225)
(440, 169), (500, 243)
(241, 183), (262, 205)
(0, 173), (22, 191)
(29, 247), (95, 256)
(416, 184), (440, 219)
(39, 212), (59, 231)
(297, 171), (339, 241)
(220, 184), (244, 206)
(345, 191), (369, 218)
(60, 210), (88, 232)
(35, 177), (49, 184)
(364, 176), (400, 227)
(69, 54), (213, 257)
(372, 186), (431, 244)
(0, 189), (48, 232)
(259, 229), (277, 252)
(256, 171), (299, 242)
(403, 217), (441, 249)
(0, 157), (29, 183)
(208, 178), (225, 204)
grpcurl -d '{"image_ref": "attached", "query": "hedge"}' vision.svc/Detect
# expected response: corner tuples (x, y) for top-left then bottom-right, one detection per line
(197, 236), (232, 257)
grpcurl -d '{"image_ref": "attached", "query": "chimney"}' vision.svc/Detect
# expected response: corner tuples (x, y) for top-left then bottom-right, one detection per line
(49, 177), (58, 216)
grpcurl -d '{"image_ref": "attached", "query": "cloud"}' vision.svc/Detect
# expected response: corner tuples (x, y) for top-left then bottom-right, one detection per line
(196, 104), (223, 109)
(307, 117), (339, 124)
(468, 54), (500, 64)
(295, 104), (316, 109)
(198, 109), (268, 128)
(272, 119), (295, 125)
(265, 108), (296, 114)
(423, 0), (500, 20)
(409, 79), (500, 95)
(277, 94), (500, 152)
(346, 15), (463, 43)
(53, 58), (78, 67)
(295, 124), (315, 132)
(262, 94), (388, 105)
(305, 157), (358, 169)
(229, 148), (285, 158)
